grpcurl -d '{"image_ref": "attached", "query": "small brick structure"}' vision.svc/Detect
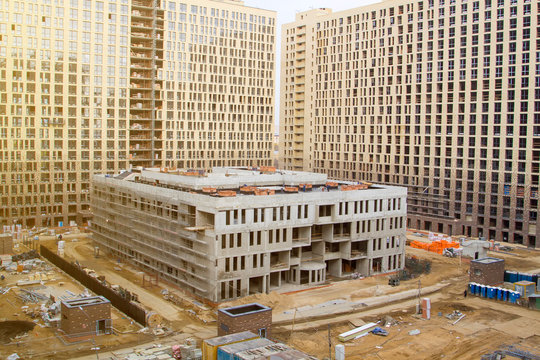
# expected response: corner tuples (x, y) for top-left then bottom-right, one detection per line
(469, 257), (505, 286)
(60, 296), (112, 339)
(218, 303), (272, 337)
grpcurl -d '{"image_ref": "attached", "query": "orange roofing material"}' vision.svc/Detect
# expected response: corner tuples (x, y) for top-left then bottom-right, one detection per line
(240, 186), (256, 193)
(217, 190), (237, 197)
(283, 187), (299, 193)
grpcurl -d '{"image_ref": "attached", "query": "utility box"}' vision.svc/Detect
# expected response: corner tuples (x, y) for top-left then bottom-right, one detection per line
(202, 331), (258, 360)
(218, 303), (272, 338)
(60, 296), (112, 339)
(469, 257), (505, 286)
(514, 281), (536, 299)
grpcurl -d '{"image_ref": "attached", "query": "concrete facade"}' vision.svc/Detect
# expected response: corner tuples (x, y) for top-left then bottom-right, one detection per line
(60, 296), (112, 338)
(91, 167), (407, 302)
(460, 240), (490, 259)
(280, 1), (540, 247)
(218, 303), (272, 337)
(0, 0), (275, 228)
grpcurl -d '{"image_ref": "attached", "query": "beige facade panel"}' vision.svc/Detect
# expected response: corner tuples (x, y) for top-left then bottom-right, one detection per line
(280, 0), (540, 247)
(0, 0), (275, 228)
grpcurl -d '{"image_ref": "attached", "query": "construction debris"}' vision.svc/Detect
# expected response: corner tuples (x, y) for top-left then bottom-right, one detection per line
(371, 327), (389, 336)
(445, 310), (463, 320)
(338, 322), (378, 342)
(380, 315), (398, 327)
(16, 288), (49, 303)
(452, 314), (466, 325)
(408, 329), (421, 336)
(0, 287), (11, 295)
(12, 250), (40, 262)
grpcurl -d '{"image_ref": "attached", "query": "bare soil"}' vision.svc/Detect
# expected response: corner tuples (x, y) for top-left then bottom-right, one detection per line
(0, 321), (36, 344)
(3, 232), (539, 359)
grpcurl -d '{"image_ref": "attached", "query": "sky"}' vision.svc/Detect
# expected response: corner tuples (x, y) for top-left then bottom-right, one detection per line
(243, 0), (381, 132)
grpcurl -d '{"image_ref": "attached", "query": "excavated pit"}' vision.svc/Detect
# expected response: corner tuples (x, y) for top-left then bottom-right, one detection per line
(0, 321), (36, 344)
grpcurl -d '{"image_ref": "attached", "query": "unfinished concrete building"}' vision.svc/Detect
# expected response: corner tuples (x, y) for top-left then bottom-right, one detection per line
(90, 167), (406, 302)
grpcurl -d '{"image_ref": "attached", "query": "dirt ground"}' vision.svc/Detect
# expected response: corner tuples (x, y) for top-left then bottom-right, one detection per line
(266, 246), (540, 359)
(2, 231), (539, 359)
(0, 241), (147, 359)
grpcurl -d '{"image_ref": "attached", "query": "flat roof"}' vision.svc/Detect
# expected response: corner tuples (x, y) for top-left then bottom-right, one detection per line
(219, 303), (271, 317)
(99, 167), (403, 197)
(62, 296), (110, 308)
(219, 338), (275, 355)
(472, 257), (504, 264)
(204, 331), (258, 346)
(514, 281), (535, 286)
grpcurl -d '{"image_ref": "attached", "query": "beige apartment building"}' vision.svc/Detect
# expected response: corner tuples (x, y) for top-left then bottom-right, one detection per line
(280, 0), (540, 247)
(0, 0), (275, 228)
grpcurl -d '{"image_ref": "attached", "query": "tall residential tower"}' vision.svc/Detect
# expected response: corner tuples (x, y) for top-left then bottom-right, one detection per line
(0, 0), (275, 227)
(280, 0), (539, 247)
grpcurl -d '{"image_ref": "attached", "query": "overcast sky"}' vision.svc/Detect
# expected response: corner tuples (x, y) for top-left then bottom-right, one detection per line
(243, 0), (380, 132)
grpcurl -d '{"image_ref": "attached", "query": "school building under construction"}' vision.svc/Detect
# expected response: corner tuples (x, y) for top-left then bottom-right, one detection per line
(90, 167), (407, 302)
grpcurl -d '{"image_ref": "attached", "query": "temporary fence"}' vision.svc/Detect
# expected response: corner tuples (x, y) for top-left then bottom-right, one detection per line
(39, 245), (147, 326)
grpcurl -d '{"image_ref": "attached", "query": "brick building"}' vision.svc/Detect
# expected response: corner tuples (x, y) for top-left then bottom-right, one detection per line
(218, 303), (272, 337)
(469, 257), (505, 286)
(60, 296), (112, 339)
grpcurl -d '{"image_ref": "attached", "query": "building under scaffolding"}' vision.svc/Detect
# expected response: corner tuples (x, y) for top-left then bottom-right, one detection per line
(90, 167), (407, 302)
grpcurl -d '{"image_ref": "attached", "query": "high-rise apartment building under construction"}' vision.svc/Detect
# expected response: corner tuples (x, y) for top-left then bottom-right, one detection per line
(0, 0), (275, 227)
(280, 0), (539, 247)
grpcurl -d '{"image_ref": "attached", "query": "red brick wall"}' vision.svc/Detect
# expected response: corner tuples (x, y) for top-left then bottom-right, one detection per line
(469, 259), (505, 286)
(60, 303), (111, 338)
(218, 309), (272, 337)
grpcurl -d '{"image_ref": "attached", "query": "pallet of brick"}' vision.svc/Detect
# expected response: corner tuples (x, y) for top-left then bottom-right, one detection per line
(202, 331), (258, 360)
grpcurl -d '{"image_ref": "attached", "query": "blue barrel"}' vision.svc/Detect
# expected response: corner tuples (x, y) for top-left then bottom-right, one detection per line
(481, 285), (487, 298)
